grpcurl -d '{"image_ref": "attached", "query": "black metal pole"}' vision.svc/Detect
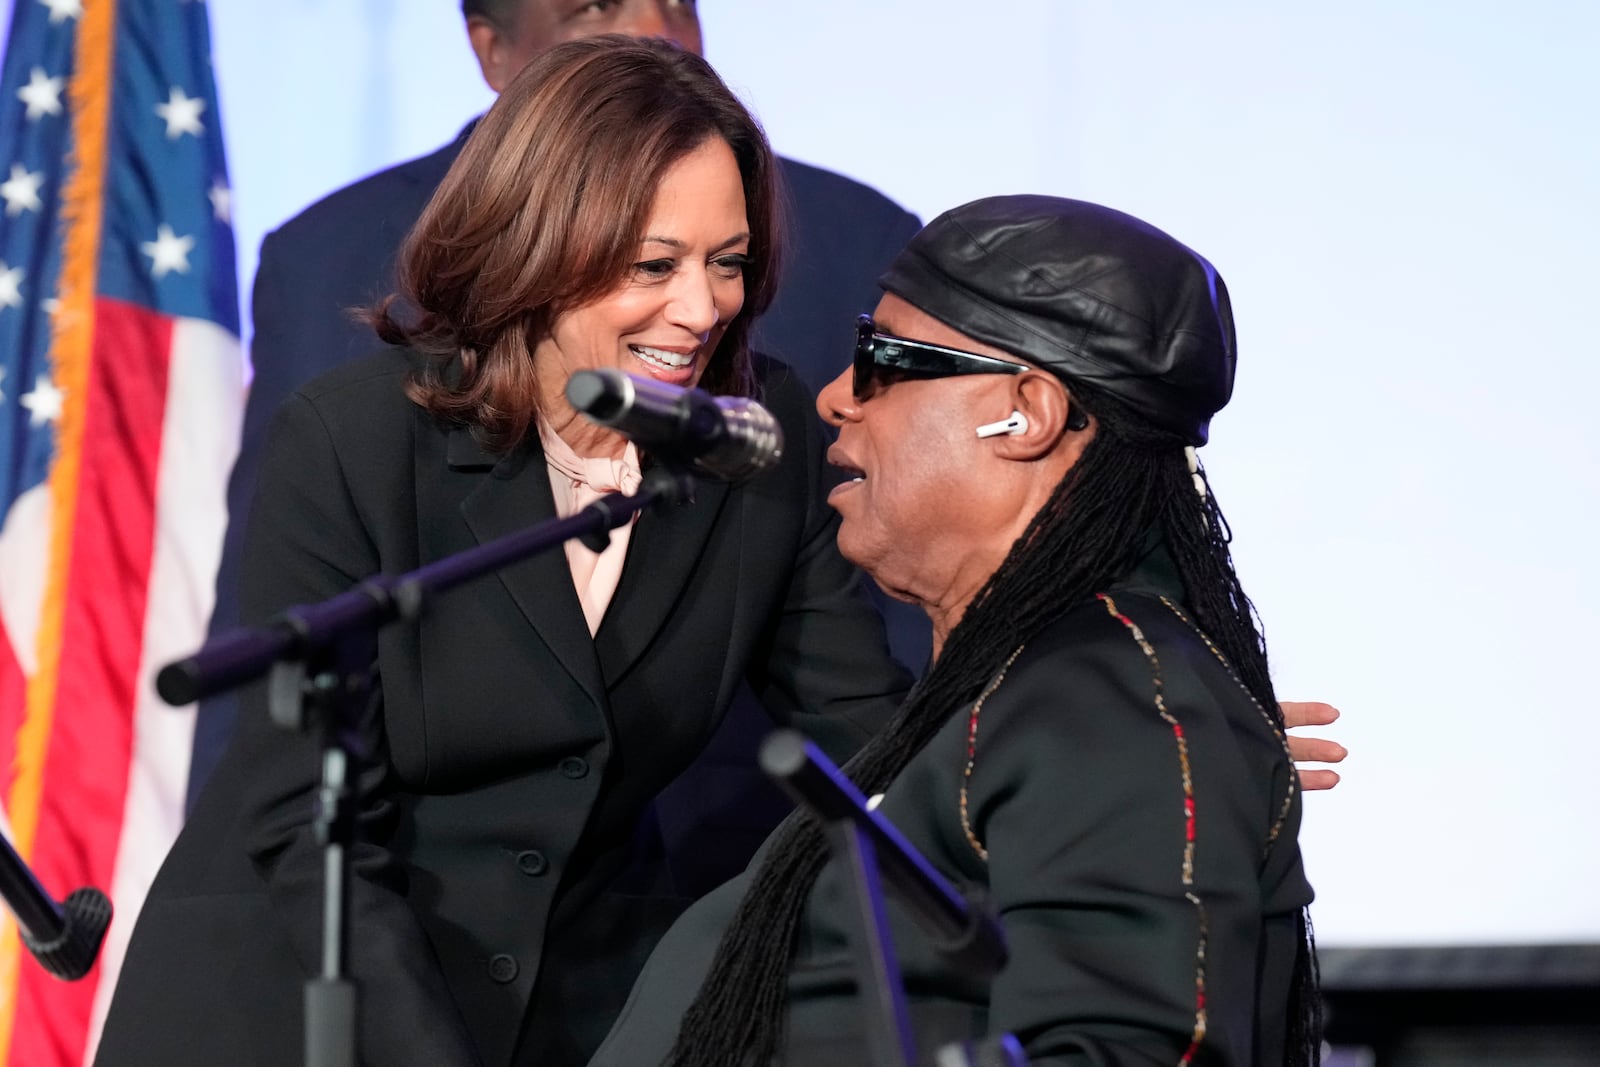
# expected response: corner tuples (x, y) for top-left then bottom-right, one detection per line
(292, 639), (369, 1067)
(824, 819), (919, 1067)
(0, 832), (65, 941)
(304, 740), (358, 1067)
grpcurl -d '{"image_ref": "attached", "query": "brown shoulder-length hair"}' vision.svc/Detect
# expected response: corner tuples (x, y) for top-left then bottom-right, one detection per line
(370, 35), (785, 451)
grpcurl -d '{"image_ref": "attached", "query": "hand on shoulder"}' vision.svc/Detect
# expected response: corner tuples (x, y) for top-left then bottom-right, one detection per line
(1280, 701), (1347, 791)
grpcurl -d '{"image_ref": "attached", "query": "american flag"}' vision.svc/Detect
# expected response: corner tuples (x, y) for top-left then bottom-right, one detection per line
(0, 0), (241, 1063)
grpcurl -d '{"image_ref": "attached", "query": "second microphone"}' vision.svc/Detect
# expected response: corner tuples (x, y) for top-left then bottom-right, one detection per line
(565, 368), (784, 484)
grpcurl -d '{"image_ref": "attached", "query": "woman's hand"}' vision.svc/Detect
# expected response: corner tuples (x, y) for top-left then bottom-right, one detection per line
(1281, 701), (1346, 791)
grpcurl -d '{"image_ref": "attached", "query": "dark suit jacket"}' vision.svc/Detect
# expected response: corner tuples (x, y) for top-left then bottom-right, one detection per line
(95, 350), (911, 1067)
(591, 554), (1317, 1067)
(189, 131), (926, 807)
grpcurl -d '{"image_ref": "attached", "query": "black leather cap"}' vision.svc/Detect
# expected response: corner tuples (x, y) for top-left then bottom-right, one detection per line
(879, 195), (1235, 445)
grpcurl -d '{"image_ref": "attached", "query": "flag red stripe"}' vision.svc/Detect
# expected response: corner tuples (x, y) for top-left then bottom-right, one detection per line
(0, 628), (26, 799)
(9, 300), (170, 1067)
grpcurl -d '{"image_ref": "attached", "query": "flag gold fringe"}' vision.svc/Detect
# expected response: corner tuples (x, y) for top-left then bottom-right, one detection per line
(0, 0), (116, 1054)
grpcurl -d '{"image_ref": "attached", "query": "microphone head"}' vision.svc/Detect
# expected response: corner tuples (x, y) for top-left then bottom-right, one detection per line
(565, 368), (631, 423)
(19, 886), (113, 982)
(698, 395), (783, 482)
(563, 368), (783, 484)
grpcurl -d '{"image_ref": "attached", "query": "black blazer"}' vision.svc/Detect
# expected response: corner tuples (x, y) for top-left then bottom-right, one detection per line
(95, 350), (911, 1067)
(591, 556), (1316, 1067)
(190, 132), (926, 804)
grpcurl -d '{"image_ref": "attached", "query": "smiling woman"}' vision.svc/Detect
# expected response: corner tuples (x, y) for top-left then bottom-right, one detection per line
(532, 137), (752, 451)
(375, 32), (780, 454)
(93, 35), (911, 1067)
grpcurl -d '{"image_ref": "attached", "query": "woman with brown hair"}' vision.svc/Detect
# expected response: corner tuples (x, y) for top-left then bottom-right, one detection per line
(95, 36), (911, 1067)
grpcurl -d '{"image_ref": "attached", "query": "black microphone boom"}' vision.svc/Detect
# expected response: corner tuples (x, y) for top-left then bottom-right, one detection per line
(759, 730), (1009, 977)
(565, 369), (783, 483)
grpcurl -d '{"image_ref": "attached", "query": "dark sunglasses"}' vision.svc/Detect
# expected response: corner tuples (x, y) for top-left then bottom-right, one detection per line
(853, 314), (1026, 399)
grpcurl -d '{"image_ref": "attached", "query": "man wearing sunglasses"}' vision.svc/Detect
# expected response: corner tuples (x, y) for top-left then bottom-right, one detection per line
(590, 194), (1328, 1067)
(844, 313), (1343, 782)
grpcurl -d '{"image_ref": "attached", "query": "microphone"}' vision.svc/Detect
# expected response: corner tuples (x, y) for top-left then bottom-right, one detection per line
(759, 730), (1009, 978)
(1, 831), (111, 981)
(564, 369), (783, 483)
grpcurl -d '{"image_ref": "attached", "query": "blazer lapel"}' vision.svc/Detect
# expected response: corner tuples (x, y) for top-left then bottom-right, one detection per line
(451, 428), (608, 707)
(595, 473), (733, 686)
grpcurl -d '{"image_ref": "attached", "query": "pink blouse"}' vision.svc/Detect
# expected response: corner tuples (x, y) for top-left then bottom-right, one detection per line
(537, 421), (642, 635)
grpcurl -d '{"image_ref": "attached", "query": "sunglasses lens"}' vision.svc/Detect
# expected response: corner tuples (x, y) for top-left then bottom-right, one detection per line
(851, 316), (1019, 398)
(853, 317), (877, 397)
(854, 329), (933, 397)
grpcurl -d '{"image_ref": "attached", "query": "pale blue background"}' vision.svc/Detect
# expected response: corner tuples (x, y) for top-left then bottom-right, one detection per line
(7, 1), (1597, 948)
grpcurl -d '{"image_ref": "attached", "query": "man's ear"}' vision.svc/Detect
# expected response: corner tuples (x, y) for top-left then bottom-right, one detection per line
(987, 372), (1093, 461)
(466, 15), (515, 93)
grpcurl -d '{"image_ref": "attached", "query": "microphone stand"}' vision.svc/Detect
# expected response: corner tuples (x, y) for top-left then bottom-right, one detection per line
(759, 730), (1027, 1067)
(0, 832), (112, 981)
(155, 465), (696, 1067)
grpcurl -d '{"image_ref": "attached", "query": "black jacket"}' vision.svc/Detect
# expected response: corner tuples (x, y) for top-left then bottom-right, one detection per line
(591, 556), (1315, 1066)
(96, 350), (911, 1067)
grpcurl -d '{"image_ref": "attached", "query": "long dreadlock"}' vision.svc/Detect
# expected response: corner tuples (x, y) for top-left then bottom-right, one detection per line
(667, 380), (1320, 1067)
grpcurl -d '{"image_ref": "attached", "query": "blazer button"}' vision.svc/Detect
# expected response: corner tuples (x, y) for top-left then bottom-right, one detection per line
(516, 849), (548, 876)
(558, 756), (589, 779)
(488, 954), (519, 984)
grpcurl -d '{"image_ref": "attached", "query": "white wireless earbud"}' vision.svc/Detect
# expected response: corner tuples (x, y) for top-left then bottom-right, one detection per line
(975, 410), (1029, 438)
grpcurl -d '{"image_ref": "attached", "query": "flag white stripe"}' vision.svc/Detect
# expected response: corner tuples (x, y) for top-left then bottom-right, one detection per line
(84, 318), (242, 1064)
